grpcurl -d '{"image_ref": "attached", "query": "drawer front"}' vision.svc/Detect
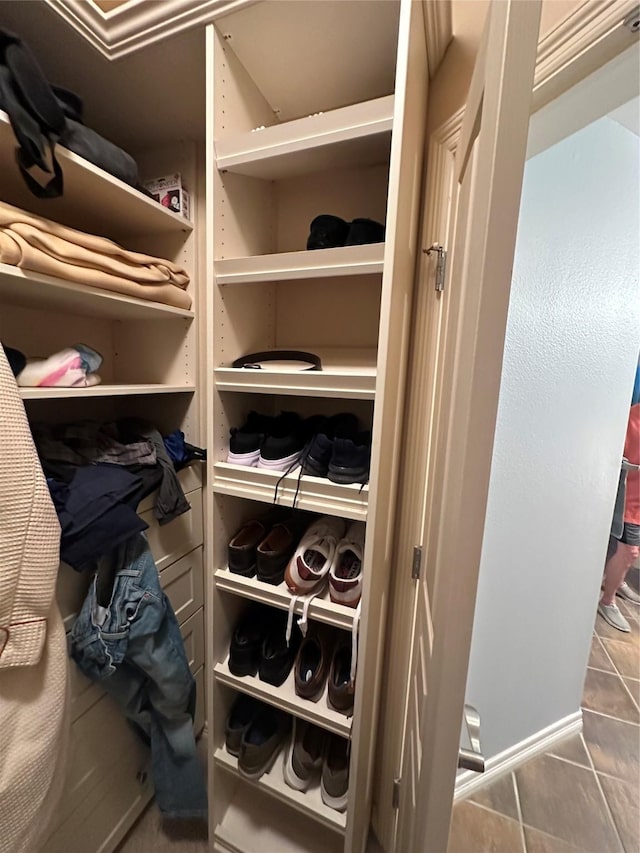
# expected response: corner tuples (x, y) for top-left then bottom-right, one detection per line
(53, 692), (150, 832)
(181, 607), (205, 673)
(44, 726), (152, 853)
(160, 547), (204, 626)
(143, 487), (203, 572)
(137, 465), (202, 514)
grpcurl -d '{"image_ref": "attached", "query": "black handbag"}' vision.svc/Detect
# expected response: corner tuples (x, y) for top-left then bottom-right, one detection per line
(0, 28), (139, 198)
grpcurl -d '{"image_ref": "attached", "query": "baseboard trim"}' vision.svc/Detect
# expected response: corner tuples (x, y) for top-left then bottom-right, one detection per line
(454, 710), (583, 801)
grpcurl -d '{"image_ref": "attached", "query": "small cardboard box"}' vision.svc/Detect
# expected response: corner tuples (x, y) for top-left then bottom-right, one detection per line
(143, 173), (191, 220)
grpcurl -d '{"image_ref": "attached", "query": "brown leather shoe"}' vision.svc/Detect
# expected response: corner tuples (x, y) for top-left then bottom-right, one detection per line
(228, 519), (267, 577)
(327, 638), (355, 714)
(294, 630), (330, 702)
(256, 521), (297, 585)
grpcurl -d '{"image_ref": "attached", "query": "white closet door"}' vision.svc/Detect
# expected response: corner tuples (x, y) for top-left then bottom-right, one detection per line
(397, 2), (542, 851)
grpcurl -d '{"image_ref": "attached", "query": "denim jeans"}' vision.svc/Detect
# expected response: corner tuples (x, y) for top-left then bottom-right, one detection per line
(70, 533), (207, 819)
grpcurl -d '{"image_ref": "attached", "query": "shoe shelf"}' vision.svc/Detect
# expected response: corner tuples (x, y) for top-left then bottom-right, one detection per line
(214, 244), (384, 286)
(214, 348), (377, 401)
(214, 783), (344, 853)
(0, 264), (195, 322)
(19, 383), (196, 400)
(212, 463), (368, 521)
(215, 95), (393, 181)
(0, 111), (193, 239)
(214, 655), (352, 739)
(214, 747), (346, 833)
(215, 569), (357, 632)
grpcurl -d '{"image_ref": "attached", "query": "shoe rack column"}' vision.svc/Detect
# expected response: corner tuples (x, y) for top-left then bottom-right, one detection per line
(204, 3), (430, 852)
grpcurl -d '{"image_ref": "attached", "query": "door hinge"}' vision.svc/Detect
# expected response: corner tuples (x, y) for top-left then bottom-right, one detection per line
(392, 777), (401, 809)
(423, 243), (447, 292)
(412, 545), (422, 580)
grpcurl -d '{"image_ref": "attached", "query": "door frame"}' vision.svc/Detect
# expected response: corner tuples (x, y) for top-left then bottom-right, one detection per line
(373, 1), (639, 850)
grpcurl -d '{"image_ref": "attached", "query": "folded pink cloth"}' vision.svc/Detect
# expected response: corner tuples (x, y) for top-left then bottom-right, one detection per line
(17, 345), (102, 388)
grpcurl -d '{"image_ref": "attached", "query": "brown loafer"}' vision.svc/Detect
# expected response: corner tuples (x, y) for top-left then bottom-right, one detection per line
(228, 519), (267, 577)
(327, 638), (355, 714)
(294, 630), (330, 702)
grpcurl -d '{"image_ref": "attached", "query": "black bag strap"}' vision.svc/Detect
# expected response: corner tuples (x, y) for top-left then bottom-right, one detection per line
(0, 28), (66, 198)
(232, 350), (322, 371)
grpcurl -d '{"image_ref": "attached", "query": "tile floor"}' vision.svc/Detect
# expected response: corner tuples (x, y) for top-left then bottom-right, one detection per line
(448, 594), (640, 853)
(117, 596), (639, 853)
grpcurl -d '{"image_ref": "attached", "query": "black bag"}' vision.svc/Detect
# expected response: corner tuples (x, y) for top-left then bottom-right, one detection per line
(0, 29), (139, 198)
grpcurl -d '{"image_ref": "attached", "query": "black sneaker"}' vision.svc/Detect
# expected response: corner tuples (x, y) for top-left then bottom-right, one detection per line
(227, 412), (273, 467)
(328, 432), (371, 485)
(345, 218), (385, 246)
(257, 412), (304, 473)
(259, 614), (302, 687)
(306, 215), (350, 250)
(228, 604), (270, 676)
(302, 414), (359, 478)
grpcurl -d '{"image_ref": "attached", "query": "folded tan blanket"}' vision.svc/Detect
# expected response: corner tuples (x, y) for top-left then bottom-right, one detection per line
(0, 200), (192, 310)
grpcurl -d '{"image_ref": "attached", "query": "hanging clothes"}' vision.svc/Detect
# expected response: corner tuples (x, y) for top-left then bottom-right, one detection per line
(0, 342), (69, 853)
(70, 532), (207, 819)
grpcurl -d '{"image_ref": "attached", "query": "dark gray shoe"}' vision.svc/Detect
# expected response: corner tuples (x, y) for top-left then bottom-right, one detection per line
(283, 719), (326, 792)
(225, 694), (260, 757)
(238, 706), (290, 779)
(321, 734), (350, 812)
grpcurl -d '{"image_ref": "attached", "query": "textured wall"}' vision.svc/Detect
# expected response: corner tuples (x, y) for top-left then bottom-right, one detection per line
(464, 116), (640, 761)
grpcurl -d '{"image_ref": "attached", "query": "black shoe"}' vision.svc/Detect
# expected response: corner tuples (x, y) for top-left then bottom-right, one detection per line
(345, 218), (385, 246)
(302, 414), (359, 478)
(257, 412), (304, 472)
(225, 693), (261, 756)
(307, 214), (350, 250)
(228, 604), (270, 676)
(328, 432), (371, 485)
(228, 411), (273, 466)
(259, 614), (302, 686)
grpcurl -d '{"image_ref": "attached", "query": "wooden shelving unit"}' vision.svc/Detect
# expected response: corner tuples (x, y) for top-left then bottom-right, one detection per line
(214, 244), (385, 285)
(205, 2), (429, 852)
(214, 656), (352, 739)
(215, 569), (357, 632)
(215, 747), (347, 833)
(212, 463), (369, 520)
(0, 111), (193, 239)
(19, 384), (195, 400)
(0, 264), (195, 321)
(215, 95), (393, 180)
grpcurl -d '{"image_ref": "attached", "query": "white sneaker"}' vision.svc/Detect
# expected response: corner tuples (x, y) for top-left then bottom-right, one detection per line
(329, 521), (365, 607)
(598, 601), (631, 633)
(616, 581), (640, 606)
(284, 516), (346, 595)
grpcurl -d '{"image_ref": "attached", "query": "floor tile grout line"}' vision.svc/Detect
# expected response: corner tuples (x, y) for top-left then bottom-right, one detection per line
(582, 706), (640, 727)
(510, 771), (528, 853)
(578, 726), (627, 853)
(597, 631), (639, 682)
(460, 797), (522, 825)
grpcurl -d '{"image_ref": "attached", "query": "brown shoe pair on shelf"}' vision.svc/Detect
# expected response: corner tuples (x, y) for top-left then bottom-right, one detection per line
(294, 627), (355, 714)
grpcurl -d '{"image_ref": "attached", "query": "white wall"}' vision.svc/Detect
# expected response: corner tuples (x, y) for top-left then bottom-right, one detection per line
(464, 116), (640, 761)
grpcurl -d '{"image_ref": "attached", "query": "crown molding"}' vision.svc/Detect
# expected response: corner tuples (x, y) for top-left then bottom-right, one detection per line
(43, 0), (258, 59)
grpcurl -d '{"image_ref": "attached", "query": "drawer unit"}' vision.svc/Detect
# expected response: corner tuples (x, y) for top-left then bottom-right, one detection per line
(143, 488), (203, 572)
(160, 546), (204, 625)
